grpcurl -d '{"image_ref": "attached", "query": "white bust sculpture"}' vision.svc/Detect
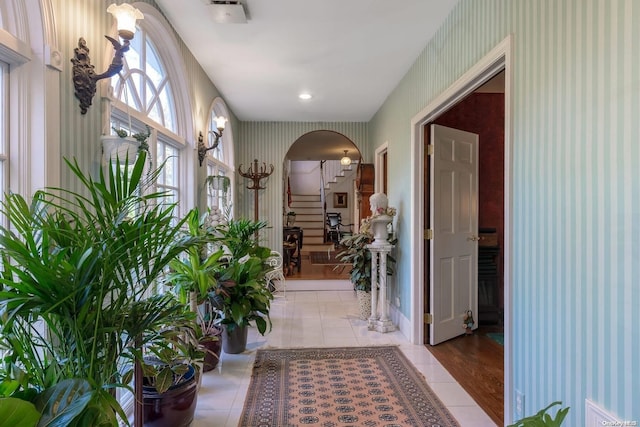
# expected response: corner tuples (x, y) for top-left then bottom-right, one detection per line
(368, 193), (393, 245)
(369, 192), (388, 216)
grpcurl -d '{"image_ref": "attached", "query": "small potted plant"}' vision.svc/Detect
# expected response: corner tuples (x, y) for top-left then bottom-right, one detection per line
(336, 217), (396, 320)
(101, 124), (151, 164)
(138, 319), (203, 427)
(210, 218), (274, 353)
(166, 208), (225, 372)
(206, 174), (231, 193)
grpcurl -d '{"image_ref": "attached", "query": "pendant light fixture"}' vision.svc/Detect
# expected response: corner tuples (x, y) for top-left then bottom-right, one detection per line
(340, 150), (351, 166)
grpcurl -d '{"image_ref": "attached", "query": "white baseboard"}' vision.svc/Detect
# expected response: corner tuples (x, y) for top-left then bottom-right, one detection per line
(388, 302), (411, 342)
(585, 399), (624, 426)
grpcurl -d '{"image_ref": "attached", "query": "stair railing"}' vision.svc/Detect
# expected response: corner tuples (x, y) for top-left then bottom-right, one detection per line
(320, 160), (326, 240)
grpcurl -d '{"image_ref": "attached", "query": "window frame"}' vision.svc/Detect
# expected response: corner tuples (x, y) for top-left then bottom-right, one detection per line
(0, 61), (8, 229)
(101, 2), (196, 218)
(204, 98), (235, 214)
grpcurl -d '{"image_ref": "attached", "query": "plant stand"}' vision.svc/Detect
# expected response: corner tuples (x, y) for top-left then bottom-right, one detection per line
(367, 215), (395, 333)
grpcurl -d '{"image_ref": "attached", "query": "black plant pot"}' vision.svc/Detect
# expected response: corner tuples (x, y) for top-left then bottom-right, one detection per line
(200, 335), (222, 372)
(143, 364), (198, 427)
(222, 324), (248, 354)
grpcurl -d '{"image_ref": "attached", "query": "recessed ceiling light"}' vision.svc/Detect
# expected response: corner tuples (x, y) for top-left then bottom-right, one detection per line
(298, 93), (312, 100)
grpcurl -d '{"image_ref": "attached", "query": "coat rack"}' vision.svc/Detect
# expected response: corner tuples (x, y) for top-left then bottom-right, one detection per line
(238, 159), (274, 223)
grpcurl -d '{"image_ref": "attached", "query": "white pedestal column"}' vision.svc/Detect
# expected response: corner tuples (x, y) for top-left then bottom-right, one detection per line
(368, 251), (379, 328)
(367, 215), (395, 333)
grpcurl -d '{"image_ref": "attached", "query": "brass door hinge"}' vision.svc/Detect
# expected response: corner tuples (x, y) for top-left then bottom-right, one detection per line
(424, 229), (433, 240)
(427, 144), (434, 156)
(424, 313), (433, 324)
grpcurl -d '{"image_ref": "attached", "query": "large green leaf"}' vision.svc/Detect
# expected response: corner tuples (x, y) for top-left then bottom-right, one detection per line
(0, 397), (40, 427)
(34, 379), (93, 427)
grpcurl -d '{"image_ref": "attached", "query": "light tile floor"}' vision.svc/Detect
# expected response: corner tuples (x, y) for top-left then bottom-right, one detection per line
(193, 290), (497, 427)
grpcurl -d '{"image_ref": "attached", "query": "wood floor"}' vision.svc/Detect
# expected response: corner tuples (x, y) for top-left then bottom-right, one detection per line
(426, 327), (504, 426)
(285, 253), (350, 280)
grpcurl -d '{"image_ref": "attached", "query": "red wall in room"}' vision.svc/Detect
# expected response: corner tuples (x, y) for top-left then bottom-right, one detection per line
(434, 92), (505, 308)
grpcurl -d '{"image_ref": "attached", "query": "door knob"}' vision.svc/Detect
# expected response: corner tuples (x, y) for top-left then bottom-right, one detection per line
(467, 235), (480, 241)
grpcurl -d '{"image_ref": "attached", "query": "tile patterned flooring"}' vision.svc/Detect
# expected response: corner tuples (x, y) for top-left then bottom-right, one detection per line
(193, 290), (498, 427)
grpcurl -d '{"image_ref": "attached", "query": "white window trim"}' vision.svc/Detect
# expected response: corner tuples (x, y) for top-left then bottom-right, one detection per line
(205, 97), (235, 213)
(3, 0), (61, 197)
(100, 2), (196, 216)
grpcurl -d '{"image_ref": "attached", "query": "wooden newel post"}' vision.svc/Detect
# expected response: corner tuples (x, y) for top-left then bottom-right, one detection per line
(238, 159), (274, 236)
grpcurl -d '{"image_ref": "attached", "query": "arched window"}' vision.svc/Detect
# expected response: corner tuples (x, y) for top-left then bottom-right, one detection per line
(107, 6), (194, 214)
(110, 29), (176, 132)
(205, 98), (234, 213)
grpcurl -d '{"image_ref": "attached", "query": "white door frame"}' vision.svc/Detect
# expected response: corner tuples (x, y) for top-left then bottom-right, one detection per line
(409, 34), (514, 421)
(374, 141), (388, 193)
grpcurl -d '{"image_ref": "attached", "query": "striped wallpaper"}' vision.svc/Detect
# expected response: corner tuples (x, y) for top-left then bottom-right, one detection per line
(369, 0), (639, 424)
(41, 0), (640, 423)
(237, 122), (368, 250)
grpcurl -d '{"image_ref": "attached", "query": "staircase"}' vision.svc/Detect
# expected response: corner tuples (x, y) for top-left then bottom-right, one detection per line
(289, 194), (325, 252)
(287, 160), (358, 254)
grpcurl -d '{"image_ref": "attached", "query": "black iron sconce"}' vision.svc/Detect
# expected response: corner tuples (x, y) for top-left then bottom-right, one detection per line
(198, 116), (227, 166)
(71, 4), (144, 114)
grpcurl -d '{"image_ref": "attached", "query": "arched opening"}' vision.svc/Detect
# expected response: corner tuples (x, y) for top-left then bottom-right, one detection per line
(282, 130), (362, 282)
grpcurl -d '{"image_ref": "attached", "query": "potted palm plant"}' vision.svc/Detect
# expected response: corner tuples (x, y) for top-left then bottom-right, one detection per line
(0, 152), (200, 426)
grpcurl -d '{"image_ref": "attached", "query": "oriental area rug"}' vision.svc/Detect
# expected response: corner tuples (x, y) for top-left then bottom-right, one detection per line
(239, 346), (460, 427)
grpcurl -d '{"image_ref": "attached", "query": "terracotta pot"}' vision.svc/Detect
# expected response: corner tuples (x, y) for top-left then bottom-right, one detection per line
(200, 335), (222, 372)
(143, 364), (198, 427)
(222, 324), (248, 354)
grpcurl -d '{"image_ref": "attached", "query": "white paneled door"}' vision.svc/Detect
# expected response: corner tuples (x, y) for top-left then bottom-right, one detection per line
(429, 124), (479, 345)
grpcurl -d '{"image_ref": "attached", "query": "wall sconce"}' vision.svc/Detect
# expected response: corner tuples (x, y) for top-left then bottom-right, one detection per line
(71, 4), (144, 114)
(340, 150), (352, 166)
(198, 116), (227, 166)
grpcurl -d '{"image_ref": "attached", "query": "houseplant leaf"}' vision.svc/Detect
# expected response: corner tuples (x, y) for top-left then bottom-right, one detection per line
(34, 379), (93, 427)
(0, 397), (40, 427)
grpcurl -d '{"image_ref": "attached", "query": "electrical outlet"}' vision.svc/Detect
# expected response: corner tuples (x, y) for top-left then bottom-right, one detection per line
(515, 390), (524, 420)
(395, 297), (400, 307)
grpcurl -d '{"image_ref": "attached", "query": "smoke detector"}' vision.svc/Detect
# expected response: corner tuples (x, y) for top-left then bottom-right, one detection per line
(203, 1), (248, 24)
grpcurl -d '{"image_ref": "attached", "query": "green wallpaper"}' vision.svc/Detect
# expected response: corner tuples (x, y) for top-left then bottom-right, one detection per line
(42, 0), (640, 423)
(369, 0), (639, 423)
(237, 122), (368, 250)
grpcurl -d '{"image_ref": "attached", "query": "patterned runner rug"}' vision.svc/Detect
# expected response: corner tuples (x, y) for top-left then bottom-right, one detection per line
(239, 346), (460, 426)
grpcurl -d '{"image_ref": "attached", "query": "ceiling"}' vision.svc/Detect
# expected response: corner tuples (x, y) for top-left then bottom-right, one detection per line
(154, 0), (459, 122)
